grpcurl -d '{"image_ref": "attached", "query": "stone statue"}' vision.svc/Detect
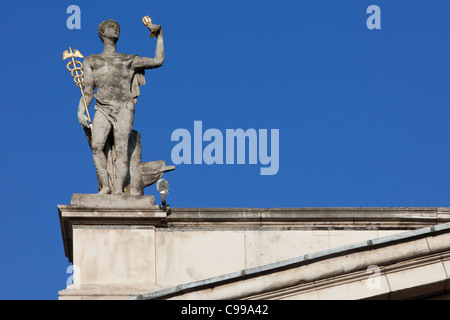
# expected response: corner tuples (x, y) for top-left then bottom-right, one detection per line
(72, 18), (174, 195)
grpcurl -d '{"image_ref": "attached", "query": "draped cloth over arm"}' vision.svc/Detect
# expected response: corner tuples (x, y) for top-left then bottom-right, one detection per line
(132, 66), (146, 104)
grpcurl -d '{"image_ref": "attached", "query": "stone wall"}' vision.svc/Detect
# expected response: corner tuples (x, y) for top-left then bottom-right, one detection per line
(57, 203), (450, 299)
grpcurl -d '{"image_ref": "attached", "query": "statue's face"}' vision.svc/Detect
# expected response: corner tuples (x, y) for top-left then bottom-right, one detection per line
(103, 22), (120, 41)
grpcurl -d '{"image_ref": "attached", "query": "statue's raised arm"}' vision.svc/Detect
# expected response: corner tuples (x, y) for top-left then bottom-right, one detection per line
(132, 16), (164, 70)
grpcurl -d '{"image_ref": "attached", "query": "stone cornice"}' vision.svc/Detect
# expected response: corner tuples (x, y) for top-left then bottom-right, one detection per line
(167, 207), (450, 230)
(58, 205), (450, 263)
(58, 204), (168, 262)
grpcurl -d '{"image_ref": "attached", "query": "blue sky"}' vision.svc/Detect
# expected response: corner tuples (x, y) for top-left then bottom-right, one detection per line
(0, 1), (448, 299)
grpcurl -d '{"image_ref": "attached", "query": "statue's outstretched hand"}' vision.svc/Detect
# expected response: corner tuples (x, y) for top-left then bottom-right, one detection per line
(149, 24), (161, 37)
(78, 112), (90, 129)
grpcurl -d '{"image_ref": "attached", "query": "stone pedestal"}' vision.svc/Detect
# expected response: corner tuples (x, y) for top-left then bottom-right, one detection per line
(58, 194), (168, 300)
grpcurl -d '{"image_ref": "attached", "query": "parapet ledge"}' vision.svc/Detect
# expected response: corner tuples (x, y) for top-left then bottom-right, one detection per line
(58, 194), (168, 262)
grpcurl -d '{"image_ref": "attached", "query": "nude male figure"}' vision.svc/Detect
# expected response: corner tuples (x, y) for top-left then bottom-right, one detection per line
(78, 19), (164, 194)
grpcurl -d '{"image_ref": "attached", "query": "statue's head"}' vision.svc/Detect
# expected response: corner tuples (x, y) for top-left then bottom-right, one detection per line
(98, 20), (120, 43)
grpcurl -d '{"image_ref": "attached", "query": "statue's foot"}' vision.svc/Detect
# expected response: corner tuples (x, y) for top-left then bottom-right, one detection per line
(98, 187), (112, 195)
(113, 190), (124, 195)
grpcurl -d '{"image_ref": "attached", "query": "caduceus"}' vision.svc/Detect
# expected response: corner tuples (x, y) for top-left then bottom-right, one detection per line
(62, 47), (92, 128)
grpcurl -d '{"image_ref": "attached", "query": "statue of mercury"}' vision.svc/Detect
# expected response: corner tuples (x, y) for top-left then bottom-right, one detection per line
(77, 19), (164, 195)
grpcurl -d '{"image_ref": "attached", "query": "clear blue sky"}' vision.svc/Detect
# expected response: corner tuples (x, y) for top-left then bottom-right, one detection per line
(0, 0), (448, 299)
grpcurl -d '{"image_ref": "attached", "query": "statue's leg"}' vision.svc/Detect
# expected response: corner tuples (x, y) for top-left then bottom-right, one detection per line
(112, 108), (134, 195)
(91, 111), (113, 194)
(128, 130), (144, 195)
